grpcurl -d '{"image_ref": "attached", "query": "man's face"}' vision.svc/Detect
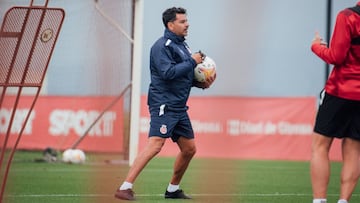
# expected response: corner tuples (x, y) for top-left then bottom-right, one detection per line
(168, 13), (189, 37)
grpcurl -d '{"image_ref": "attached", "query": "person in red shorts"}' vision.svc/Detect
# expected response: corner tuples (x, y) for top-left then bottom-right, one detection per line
(310, 2), (360, 203)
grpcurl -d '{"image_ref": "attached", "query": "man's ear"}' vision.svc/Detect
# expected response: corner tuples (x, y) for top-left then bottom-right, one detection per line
(167, 22), (174, 31)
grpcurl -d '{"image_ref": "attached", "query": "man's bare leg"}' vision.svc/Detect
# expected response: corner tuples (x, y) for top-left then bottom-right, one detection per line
(115, 137), (166, 200)
(311, 132), (333, 200)
(170, 137), (196, 185)
(163, 137), (196, 199)
(339, 138), (360, 201)
(124, 137), (166, 183)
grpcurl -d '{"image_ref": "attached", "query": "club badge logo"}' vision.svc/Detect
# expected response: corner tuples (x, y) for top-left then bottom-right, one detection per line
(160, 124), (167, 134)
(40, 28), (53, 43)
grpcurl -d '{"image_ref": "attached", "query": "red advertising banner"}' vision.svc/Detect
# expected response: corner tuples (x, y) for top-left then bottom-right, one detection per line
(0, 96), (124, 153)
(139, 96), (342, 161)
(1, 95), (343, 161)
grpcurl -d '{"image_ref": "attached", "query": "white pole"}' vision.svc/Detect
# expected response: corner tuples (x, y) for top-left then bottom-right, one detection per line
(129, 0), (143, 166)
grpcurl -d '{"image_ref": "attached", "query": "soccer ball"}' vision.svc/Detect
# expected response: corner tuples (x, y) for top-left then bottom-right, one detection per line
(71, 149), (86, 164)
(62, 149), (86, 164)
(62, 149), (73, 163)
(194, 56), (216, 83)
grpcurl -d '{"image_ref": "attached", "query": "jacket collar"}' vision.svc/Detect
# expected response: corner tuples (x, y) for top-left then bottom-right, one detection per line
(164, 29), (185, 44)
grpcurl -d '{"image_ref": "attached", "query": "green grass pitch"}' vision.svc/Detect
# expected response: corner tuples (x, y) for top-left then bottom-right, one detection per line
(2, 150), (360, 203)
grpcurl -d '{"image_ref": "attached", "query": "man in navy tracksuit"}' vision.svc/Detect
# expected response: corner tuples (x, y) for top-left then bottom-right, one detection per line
(115, 7), (215, 201)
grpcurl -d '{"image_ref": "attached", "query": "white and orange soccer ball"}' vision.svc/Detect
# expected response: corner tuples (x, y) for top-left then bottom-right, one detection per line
(62, 149), (73, 163)
(62, 149), (86, 164)
(194, 56), (216, 83)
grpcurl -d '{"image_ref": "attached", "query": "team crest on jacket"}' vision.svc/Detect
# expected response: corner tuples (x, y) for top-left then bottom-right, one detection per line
(160, 124), (167, 134)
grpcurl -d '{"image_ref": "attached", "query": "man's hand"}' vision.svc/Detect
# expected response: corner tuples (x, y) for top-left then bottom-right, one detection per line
(312, 31), (327, 46)
(192, 51), (205, 64)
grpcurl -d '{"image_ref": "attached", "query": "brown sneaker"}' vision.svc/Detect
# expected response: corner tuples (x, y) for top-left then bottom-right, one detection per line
(164, 189), (191, 199)
(114, 189), (135, 201)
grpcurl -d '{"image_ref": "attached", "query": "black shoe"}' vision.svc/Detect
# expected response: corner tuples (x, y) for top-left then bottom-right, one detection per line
(164, 189), (191, 199)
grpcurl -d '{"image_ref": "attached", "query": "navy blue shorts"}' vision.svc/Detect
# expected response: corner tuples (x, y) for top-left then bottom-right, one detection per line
(148, 108), (194, 142)
(314, 91), (360, 140)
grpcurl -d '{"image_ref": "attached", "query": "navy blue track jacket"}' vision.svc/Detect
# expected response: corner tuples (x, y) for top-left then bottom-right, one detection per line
(147, 29), (197, 112)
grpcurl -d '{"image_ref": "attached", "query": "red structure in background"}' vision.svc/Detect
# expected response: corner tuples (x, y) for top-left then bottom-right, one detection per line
(0, 0), (64, 201)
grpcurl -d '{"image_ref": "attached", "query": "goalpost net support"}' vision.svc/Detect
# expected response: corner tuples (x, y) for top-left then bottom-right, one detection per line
(0, 0), (65, 201)
(66, 0), (142, 166)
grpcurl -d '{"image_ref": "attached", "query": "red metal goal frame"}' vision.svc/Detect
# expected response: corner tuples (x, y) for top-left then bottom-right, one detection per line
(0, 0), (65, 201)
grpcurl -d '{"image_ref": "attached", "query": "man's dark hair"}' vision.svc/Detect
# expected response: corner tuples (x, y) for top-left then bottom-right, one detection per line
(162, 7), (187, 28)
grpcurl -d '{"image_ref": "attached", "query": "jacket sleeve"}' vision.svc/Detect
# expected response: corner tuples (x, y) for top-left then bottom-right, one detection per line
(311, 11), (352, 65)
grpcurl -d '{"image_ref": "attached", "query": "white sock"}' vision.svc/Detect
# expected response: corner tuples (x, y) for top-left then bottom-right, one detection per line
(119, 181), (133, 190)
(167, 183), (179, 192)
(337, 199), (348, 203)
(313, 199), (327, 203)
